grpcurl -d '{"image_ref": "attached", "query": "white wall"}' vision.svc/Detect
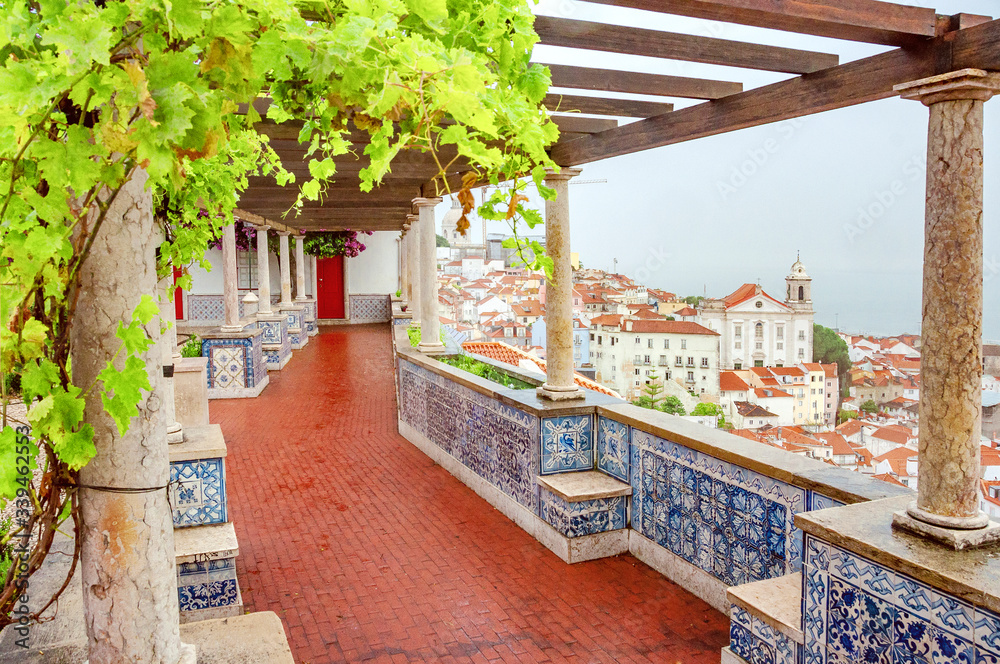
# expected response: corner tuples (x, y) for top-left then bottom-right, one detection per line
(348, 231), (399, 295)
(189, 248), (225, 294)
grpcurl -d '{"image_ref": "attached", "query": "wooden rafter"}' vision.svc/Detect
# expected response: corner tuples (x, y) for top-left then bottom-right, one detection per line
(582, 0), (944, 46)
(534, 16), (838, 74)
(548, 63), (742, 99)
(548, 18), (1000, 166)
(544, 93), (674, 118)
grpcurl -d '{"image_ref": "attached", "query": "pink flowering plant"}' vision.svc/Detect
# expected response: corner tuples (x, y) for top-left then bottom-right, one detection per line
(304, 230), (373, 258)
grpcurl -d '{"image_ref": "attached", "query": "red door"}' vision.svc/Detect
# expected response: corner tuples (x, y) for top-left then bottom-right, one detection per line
(316, 256), (346, 319)
(172, 267), (184, 320)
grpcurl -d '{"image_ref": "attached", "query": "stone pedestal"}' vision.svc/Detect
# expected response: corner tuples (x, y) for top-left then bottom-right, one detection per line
(256, 312), (292, 370)
(414, 198), (445, 354)
(174, 357), (209, 427)
(893, 69), (1000, 544)
(538, 169), (585, 401)
(201, 327), (269, 399)
(280, 303), (307, 350)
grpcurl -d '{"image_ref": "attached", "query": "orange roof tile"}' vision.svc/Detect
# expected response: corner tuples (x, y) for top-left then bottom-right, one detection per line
(720, 372), (752, 392)
(625, 320), (719, 336)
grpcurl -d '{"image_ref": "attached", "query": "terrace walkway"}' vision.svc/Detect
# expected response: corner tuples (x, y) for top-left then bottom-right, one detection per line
(210, 325), (729, 664)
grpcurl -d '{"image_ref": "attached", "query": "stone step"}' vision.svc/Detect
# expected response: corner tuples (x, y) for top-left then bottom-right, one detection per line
(175, 522), (242, 623)
(170, 424), (228, 528)
(536, 471), (632, 539)
(725, 572), (802, 664)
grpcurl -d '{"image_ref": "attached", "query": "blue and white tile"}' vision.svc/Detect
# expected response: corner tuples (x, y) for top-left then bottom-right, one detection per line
(596, 416), (629, 482)
(541, 415), (593, 475)
(975, 608), (1000, 656)
(170, 458), (226, 527)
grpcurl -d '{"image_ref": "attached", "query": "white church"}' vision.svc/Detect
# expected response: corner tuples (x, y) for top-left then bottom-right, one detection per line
(697, 258), (814, 370)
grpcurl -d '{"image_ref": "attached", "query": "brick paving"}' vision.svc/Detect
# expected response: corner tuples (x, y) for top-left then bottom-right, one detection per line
(210, 325), (729, 664)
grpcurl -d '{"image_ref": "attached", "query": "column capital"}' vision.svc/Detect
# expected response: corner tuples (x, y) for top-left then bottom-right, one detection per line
(275, 230), (292, 237)
(895, 68), (1000, 106)
(412, 197), (442, 209)
(544, 167), (583, 182)
(406, 213), (419, 223)
(251, 223), (271, 232)
(402, 223), (411, 232)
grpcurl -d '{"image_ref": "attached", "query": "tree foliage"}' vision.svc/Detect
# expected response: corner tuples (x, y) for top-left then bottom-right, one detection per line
(860, 399), (878, 414)
(436, 233), (450, 248)
(632, 379), (664, 410)
(660, 395), (686, 416)
(691, 402), (726, 426)
(0, 0), (560, 626)
(813, 324), (851, 379)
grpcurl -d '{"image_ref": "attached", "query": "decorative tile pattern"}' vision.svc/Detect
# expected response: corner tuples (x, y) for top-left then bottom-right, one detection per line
(301, 300), (316, 321)
(177, 557), (239, 611)
(187, 295), (224, 321)
(730, 604), (796, 664)
(538, 489), (626, 538)
(629, 427), (806, 587)
(256, 317), (291, 369)
(170, 458), (227, 527)
(283, 308), (303, 331)
(203, 337), (262, 390)
(258, 318), (283, 344)
(350, 295), (391, 323)
(808, 492), (846, 512)
(541, 415), (593, 475)
(399, 360), (540, 511)
(596, 416), (629, 482)
(802, 534), (998, 664)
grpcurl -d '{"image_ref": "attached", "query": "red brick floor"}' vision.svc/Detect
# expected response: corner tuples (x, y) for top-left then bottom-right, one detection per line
(210, 325), (729, 664)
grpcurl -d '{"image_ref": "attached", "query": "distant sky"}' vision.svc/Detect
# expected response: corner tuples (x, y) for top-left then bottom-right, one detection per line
(435, 0), (1000, 340)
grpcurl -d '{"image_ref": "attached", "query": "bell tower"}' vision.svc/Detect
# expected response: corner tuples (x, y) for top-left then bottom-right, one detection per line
(785, 253), (812, 311)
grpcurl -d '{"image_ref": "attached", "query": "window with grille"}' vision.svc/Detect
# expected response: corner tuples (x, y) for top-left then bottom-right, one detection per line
(237, 250), (258, 290)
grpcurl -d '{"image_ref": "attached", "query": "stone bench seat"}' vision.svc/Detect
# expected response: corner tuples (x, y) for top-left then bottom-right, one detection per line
(537, 472), (632, 541)
(537, 471), (632, 503)
(723, 572), (802, 664)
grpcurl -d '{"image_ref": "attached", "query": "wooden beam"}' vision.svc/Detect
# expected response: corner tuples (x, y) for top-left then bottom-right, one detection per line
(544, 93), (673, 117)
(245, 208), (411, 223)
(582, 0), (941, 46)
(534, 16), (838, 74)
(547, 63), (742, 99)
(239, 192), (419, 209)
(551, 115), (619, 133)
(547, 17), (1000, 165)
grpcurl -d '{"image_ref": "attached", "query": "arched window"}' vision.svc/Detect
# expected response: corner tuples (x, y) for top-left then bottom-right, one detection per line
(755, 322), (763, 339)
(798, 285), (805, 300)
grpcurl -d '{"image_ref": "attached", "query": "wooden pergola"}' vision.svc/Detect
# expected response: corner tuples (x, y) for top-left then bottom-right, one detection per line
(236, 0), (1000, 233)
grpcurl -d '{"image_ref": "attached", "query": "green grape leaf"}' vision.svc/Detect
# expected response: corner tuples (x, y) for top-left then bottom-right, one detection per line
(99, 356), (152, 437)
(0, 426), (39, 501)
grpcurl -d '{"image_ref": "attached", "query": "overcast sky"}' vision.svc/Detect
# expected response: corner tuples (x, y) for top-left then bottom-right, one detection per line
(437, 0), (1000, 340)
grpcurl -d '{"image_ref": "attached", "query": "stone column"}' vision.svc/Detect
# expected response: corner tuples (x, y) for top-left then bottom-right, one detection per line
(71, 169), (195, 664)
(407, 213), (422, 323)
(157, 274), (183, 444)
(295, 235), (307, 301)
(220, 223), (242, 333)
(254, 224), (272, 314)
(277, 230), (293, 306)
(400, 223), (410, 304)
(538, 168), (584, 401)
(892, 69), (1000, 547)
(414, 198), (444, 353)
(310, 255), (318, 299)
(396, 235), (403, 295)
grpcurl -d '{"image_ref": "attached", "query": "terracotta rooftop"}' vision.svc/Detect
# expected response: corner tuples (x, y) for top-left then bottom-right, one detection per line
(720, 372), (751, 392)
(625, 320), (719, 336)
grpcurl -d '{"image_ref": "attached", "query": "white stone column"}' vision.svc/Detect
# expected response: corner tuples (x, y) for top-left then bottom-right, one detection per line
(400, 223), (410, 304)
(407, 213), (421, 323)
(539, 168), (584, 401)
(220, 223), (242, 333)
(157, 274), (183, 444)
(255, 224), (272, 314)
(414, 198), (444, 353)
(71, 169), (195, 664)
(396, 235), (403, 295)
(310, 255), (318, 298)
(277, 231), (293, 306)
(892, 69), (1000, 547)
(295, 235), (307, 301)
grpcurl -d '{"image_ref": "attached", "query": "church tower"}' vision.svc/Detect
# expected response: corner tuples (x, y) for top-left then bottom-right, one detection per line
(785, 254), (812, 311)
(440, 197), (463, 247)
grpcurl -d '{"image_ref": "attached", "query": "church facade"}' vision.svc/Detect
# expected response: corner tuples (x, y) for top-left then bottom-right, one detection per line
(697, 258), (814, 370)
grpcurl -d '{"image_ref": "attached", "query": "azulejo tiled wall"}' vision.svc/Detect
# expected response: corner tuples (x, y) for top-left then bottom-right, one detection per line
(177, 558), (239, 613)
(202, 337), (263, 391)
(538, 488), (626, 538)
(187, 295), (224, 321)
(257, 317), (291, 368)
(802, 533), (1000, 664)
(597, 416), (629, 482)
(170, 458), (227, 528)
(399, 360), (541, 511)
(730, 604), (798, 664)
(630, 427), (806, 587)
(350, 295), (391, 323)
(541, 415), (594, 475)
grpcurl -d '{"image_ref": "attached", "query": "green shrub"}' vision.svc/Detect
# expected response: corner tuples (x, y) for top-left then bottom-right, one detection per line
(180, 336), (202, 358)
(438, 355), (533, 390)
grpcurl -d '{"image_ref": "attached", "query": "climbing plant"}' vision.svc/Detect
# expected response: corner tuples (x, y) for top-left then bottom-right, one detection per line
(0, 0), (559, 626)
(303, 230), (373, 258)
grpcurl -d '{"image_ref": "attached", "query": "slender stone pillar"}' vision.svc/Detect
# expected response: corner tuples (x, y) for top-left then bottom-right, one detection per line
(277, 230), (293, 306)
(71, 169), (195, 664)
(295, 235), (307, 301)
(220, 223), (242, 333)
(157, 274), (183, 444)
(310, 255), (318, 299)
(892, 69), (1000, 547)
(414, 198), (444, 353)
(538, 168), (584, 401)
(407, 213), (422, 323)
(400, 223), (410, 304)
(396, 235), (403, 295)
(254, 224), (272, 314)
